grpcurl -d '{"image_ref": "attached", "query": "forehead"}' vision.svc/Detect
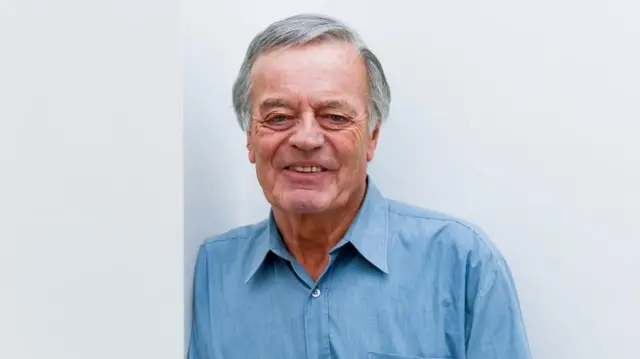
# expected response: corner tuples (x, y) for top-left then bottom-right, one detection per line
(250, 41), (368, 107)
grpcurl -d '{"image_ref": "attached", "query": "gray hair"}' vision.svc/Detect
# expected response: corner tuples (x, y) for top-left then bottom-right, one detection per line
(232, 14), (391, 132)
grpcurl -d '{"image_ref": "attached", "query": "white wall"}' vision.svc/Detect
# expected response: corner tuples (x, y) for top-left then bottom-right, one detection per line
(184, 0), (640, 358)
(0, 1), (183, 358)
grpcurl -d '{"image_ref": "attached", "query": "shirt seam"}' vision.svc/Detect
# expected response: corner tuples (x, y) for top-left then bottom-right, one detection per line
(201, 220), (269, 248)
(387, 206), (503, 290)
(202, 234), (252, 248)
(388, 207), (498, 251)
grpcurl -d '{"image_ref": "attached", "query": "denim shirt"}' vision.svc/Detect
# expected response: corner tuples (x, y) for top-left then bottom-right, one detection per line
(188, 179), (531, 359)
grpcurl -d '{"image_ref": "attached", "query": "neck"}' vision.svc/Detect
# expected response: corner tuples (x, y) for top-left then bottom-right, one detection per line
(273, 182), (367, 281)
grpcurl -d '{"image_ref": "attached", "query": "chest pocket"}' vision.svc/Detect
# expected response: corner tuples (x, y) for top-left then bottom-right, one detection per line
(367, 353), (451, 359)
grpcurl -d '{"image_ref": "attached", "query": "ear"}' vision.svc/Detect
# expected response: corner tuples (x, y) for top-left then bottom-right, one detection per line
(366, 123), (381, 162)
(246, 130), (256, 164)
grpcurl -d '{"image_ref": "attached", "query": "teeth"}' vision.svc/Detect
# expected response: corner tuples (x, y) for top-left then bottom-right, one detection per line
(291, 166), (324, 173)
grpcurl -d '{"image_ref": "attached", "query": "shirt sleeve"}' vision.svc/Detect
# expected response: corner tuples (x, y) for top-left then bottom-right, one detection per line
(188, 245), (212, 359)
(465, 244), (532, 359)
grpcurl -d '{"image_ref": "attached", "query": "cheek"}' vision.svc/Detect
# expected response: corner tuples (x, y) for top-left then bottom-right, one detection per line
(330, 130), (370, 166)
(252, 135), (284, 169)
(350, 128), (372, 158)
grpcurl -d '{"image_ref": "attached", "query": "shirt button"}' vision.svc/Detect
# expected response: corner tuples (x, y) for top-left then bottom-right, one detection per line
(311, 288), (321, 298)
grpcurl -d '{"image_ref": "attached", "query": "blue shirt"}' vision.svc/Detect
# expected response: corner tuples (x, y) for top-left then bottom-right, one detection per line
(188, 179), (531, 359)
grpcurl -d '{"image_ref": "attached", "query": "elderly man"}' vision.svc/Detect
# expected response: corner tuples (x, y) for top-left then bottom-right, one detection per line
(188, 14), (531, 359)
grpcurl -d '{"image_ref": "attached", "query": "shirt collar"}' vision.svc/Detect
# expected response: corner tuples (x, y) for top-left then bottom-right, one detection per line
(245, 176), (389, 283)
(333, 177), (389, 273)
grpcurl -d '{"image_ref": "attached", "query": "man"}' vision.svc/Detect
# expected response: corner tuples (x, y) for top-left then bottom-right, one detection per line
(188, 14), (531, 359)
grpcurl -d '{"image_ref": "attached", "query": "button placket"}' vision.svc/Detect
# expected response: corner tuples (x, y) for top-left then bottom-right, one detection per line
(303, 251), (340, 358)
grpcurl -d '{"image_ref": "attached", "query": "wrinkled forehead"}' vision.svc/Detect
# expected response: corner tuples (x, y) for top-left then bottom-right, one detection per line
(250, 41), (368, 108)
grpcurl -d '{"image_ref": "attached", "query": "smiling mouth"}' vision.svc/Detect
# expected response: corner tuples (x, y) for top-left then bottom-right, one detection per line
(285, 165), (327, 173)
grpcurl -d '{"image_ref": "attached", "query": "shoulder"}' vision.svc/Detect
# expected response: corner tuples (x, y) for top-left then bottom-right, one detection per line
(198, 219), (268, 262)
(385, 198), (504, 265)
(202, 220), (267, 245)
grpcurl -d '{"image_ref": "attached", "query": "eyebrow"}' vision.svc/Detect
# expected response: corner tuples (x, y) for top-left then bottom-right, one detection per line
(316, 100), (358, 117)
(259, 98), (293, 112)
(317, 100), (358, 117)
(258, 98), (359, 117)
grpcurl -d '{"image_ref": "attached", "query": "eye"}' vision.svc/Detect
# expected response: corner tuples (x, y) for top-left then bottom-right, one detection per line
(269, 114), (288, 122)
(327, 114), (347, 122)
(263, 114), (295, 130)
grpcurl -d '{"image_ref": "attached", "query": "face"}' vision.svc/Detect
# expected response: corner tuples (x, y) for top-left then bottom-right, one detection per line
(247, 41), (380, 215)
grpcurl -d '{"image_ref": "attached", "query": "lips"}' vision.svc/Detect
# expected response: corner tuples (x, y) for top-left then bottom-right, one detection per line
(285, 165), (327, 173)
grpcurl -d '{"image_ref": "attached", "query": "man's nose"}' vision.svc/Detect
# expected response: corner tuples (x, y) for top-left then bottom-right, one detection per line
(288, 113), (324, 152)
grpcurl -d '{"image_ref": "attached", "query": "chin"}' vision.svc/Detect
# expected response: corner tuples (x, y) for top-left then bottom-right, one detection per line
(279, 191), (334, 214)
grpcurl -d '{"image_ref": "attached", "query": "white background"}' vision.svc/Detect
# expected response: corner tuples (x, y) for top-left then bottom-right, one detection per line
(2, 0), (639, 358)
(184, 0), (640, 358)
(1, 0), (183, 358)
